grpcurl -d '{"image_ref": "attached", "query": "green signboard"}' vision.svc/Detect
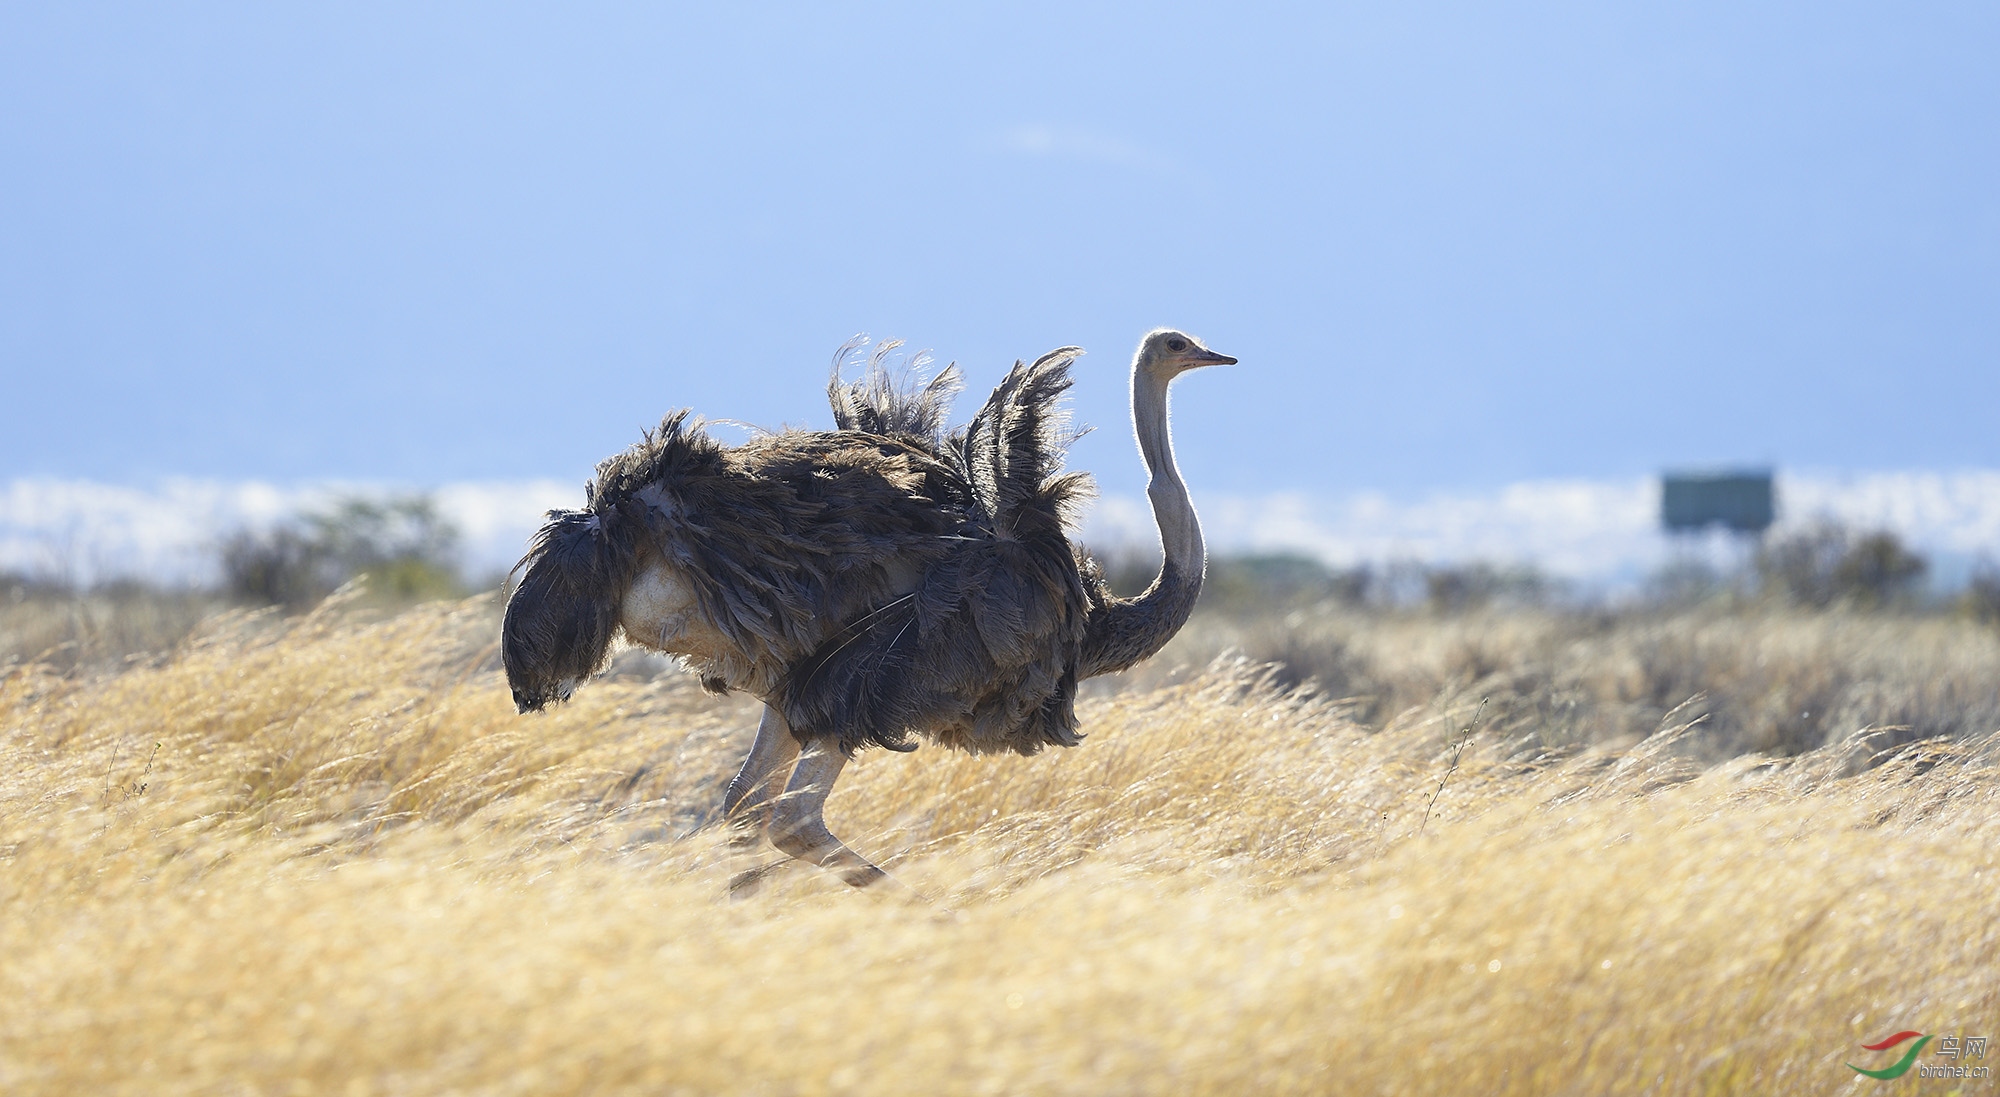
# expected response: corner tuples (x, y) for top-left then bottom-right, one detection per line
(1662, 471), (1775, 533)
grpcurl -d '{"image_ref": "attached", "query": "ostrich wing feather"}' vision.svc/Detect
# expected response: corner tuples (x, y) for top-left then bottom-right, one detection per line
(827, 339), (964, 443)
(780, 349), (1097, 756)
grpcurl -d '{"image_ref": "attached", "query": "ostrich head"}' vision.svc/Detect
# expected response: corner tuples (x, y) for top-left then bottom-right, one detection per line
(501, 508), (633, 713)
(1134, 329), (1237, 378)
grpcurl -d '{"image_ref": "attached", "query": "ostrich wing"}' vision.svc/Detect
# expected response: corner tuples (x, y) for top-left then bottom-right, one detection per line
(828, 340), (964, 443)
(780, 350), (1097, 756)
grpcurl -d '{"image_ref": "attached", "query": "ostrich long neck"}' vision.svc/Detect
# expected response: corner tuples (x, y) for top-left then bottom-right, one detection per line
(1079, 366), (1204, 678)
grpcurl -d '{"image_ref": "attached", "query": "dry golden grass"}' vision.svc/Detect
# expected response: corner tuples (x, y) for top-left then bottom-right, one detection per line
(0, 583), (223, 671)
(3, 593), (1997, 1095)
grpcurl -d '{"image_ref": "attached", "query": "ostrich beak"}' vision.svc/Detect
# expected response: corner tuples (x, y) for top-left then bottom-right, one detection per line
(1190, 348), (1237, 367)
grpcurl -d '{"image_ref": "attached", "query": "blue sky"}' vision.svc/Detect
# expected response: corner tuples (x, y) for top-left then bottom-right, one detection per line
(3, 3), (1997, 499)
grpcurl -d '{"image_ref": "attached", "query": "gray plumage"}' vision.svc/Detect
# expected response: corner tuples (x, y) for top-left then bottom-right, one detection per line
(502, 329), (1233, 888)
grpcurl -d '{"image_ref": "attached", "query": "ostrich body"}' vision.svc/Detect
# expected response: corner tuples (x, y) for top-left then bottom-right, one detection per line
(503, 329), (1233, 890)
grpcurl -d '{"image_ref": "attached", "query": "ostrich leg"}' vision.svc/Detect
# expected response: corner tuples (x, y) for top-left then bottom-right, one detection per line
(722, 706), (802, 898)
(769, 740), (889, 888)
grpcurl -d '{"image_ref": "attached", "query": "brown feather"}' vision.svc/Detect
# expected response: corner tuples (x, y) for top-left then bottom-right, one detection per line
(504, 352), (1102, 756)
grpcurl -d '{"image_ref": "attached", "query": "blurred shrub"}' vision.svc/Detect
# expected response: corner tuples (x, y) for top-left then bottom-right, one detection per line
(1422, 562), (1551, 613)
(1755, 521), (1927, 609)
(1095, 550), (1555, 615)
(219, 528), (328, 607)
(1959, 561), (2000, 626)
(1201, 554), (1371, 613)
(1642, 557), (1740, 608)
(221, 495), (463, 608)
(2, 572), (70, 604)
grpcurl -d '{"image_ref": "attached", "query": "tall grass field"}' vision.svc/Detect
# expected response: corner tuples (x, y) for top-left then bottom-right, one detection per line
(3, 591), (1997, 1094)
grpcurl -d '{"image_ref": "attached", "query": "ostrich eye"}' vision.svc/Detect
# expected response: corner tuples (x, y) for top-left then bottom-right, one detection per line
(1168, 338), (1188, 351)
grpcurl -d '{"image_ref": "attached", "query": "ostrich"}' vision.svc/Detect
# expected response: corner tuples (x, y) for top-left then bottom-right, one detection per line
(502, 329), (1233, 890)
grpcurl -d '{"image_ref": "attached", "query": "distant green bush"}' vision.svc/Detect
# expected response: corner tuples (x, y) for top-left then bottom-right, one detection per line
(1419, 562), (1552, 613)
(1156, 553), (1556, 615)
(1755, 521), (1927, 609)
(220, 494), (463, 609)
(1201, 553), (1371, 611)
(1958, 561), (2000, 626)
